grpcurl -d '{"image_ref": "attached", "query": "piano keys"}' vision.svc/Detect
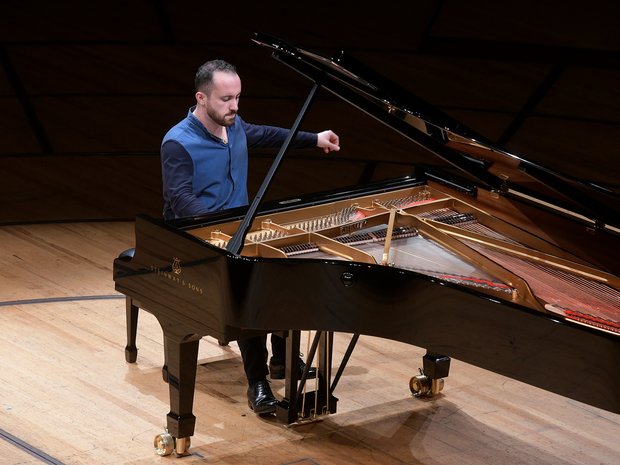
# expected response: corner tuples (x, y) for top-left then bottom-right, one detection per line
(113, 33), (620, 456)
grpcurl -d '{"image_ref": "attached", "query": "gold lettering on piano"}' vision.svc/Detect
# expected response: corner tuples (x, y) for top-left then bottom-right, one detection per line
(172, 257), (181, 275)
(149, 263), (204, 295)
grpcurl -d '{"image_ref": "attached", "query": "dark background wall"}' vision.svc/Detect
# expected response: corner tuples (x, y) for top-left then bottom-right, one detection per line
(1, 0), (619, 224)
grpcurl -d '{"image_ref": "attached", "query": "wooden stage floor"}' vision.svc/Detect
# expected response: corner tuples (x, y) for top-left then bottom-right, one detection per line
(0, 221), (618, 465)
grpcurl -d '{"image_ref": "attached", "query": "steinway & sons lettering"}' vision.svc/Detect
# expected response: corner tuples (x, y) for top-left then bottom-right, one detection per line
(149, 264), (203, 295)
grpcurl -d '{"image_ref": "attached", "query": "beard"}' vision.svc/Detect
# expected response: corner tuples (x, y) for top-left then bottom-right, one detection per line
(207, 106), (236, 127)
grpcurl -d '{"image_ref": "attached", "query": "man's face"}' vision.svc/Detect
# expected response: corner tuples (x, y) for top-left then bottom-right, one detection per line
(205, 71), (241, 127)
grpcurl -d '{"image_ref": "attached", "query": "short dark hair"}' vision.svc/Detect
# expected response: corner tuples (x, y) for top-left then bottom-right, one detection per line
(195, 59), (237, 93)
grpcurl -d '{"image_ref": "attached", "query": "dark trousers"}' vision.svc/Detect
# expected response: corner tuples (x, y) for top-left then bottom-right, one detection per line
(238, 333), (286, 385)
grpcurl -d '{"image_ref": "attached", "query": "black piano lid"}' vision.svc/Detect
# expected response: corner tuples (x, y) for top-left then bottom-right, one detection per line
(252, 33), (620, 231)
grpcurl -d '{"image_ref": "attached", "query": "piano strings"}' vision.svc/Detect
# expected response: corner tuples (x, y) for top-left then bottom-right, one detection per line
(467, 241), (620, 334)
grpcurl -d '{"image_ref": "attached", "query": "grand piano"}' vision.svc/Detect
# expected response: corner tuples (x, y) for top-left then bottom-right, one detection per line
(113, 33), (620, 456)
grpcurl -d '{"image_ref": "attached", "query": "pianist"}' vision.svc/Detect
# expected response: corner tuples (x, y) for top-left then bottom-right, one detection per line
(160, 59), (340, 415)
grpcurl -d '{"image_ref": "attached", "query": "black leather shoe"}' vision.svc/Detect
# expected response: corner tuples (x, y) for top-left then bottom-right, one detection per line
(247, 380), (277, 415)
(269, 356), (317, 380)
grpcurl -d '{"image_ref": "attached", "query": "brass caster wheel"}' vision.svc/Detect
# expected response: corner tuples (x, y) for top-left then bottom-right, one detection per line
(154, 432), (191, 457)
(409, 368), (431, 397)
(154, 431), (174, 456)
(410, 368), (445, 397)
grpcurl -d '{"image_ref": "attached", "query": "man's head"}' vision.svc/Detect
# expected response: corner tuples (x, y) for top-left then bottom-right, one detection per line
(194, 59), (241, 127)
(195, 59), (237, 93)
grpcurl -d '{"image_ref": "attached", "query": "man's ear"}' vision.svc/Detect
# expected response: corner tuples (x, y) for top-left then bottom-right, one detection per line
(195, 91), (207, 106)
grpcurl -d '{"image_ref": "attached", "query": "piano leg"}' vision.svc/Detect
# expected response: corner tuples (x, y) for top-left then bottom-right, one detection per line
(124, 298), (171, 383)
(162, 338), (169, 383)
(124, 297), (138, 363)
(160, 330), (200, 456)
(410, 351), (451, 397)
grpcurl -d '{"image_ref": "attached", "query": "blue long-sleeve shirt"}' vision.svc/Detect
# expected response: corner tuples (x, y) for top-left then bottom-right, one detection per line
(161, 107), (317, 220)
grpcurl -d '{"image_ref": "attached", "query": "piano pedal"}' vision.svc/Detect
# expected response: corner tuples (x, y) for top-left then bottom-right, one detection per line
(294, 404), (334, 425)
(299, 391), (338, 420)
(291, 410), (327, 426)
(276, 392), (338, 425)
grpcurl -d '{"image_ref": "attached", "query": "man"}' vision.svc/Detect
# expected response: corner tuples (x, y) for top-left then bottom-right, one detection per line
(160, 59), (340, 415)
